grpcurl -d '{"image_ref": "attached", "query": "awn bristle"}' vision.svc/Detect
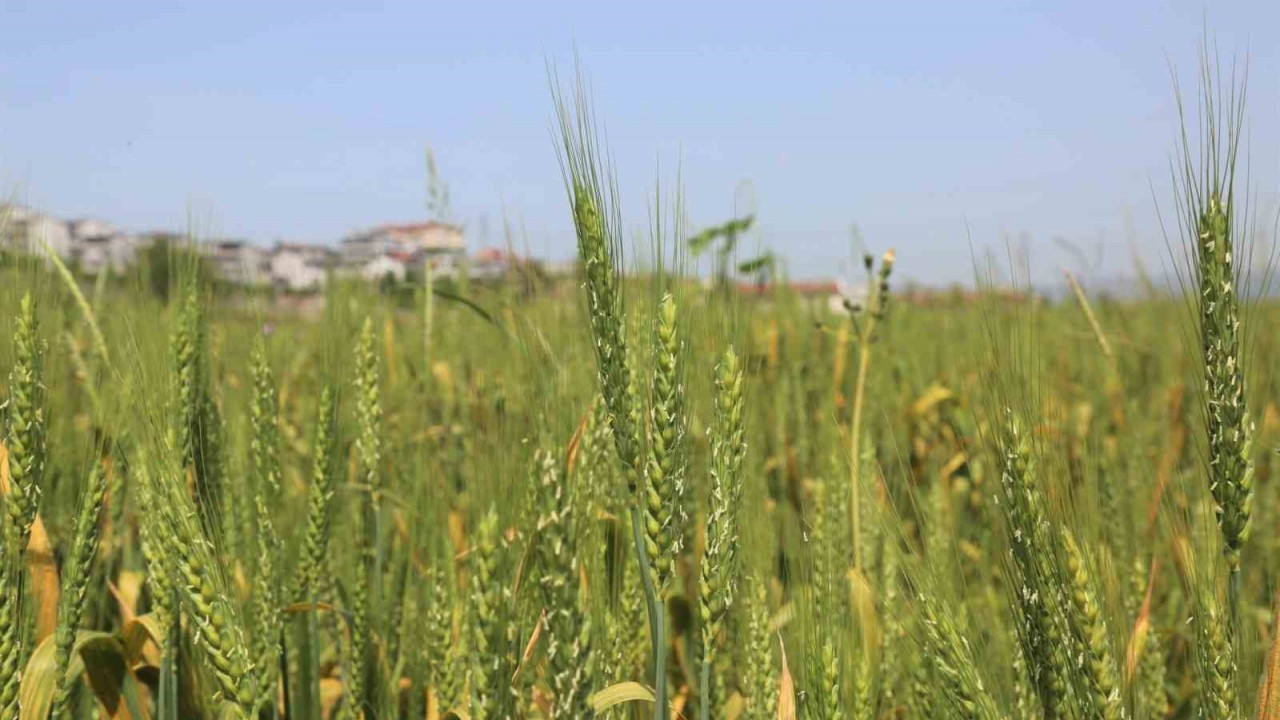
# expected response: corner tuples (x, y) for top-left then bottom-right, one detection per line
(172, 285), (224, 543)
(572, 185), (642, 490)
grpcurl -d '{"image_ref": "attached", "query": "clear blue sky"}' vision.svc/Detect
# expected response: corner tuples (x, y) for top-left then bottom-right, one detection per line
(2, 1), (1278, 285)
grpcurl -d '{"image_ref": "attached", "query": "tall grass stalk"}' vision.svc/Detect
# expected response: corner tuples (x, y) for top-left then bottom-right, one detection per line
(555, 73), (669, 720)
(847, 251), (892, 571)
(1172, 58), (1255, 615)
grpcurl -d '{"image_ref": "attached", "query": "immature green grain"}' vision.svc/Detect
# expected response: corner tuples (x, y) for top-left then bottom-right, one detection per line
(248, 341), (283, 712)
(134, 459), (177, 637)
(632, 288), (686, 717)
(400, 590), (427, 720)
(698, 346), (746, 719)
(1196, 194), (1254, 574)
(250, 339), (282, 496)
(852, 654), (875, 720)
(103, 450), (127, 558)
(468, 508), (515, 720)
(1059, 530), (1124, 720)
(423, 563), (462, 712)
(436, 621), (467, 715)
(345, 318), (383, 719)
(173, 285), (202, 469)
(344, 525), (371, 720)
(1130, 561), (1168, 720)
(292, 385), (337, 603)
(1171, 66), (1255, 600)
(997, 413), (1069, 719)
(642, 293), (689, 594)
(907, 661), (938, 719)
(741, 580), (779, 720)
(252, 488), (283, 714)
(576, 395), (619, 520)
(600, 555), (647, 691)
(355, 318), (383, 508)
(353, 321), (383, 607)
(532, 449), (596, 718)
(805, 492), (851, 718)
(1011, 653), (1036, 719)
(0, 292), (44, 720)
(917, 593), (1005, 720)
(172, 284), (223, 541)
(0, 567), (17, 720)
(383, 551), (418, 712)
(854, 440), (881, 575)
(51, 463), (110, 717)
(572, 184), (641, 485)
(926, 477), (952, 566)
(804, 638), (845, 720)
(1194, 595), (1240, 720)
(877, 537), (903, 713)
(3, 292), (46, 557)
(559, 89), (673, 720)
(217, 409), (247, 564)
(177, 546), (256, 710)
(801, 487), (848, 720)
(809, 475), (848, 622)
(1135, 629), (1169, 717)
(148, 450), (258, 713)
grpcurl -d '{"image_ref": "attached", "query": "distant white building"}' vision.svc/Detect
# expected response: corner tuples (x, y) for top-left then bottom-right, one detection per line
(207, 240), (271, 286)
(68, 218), (116, 241)
(423, 252), (463, 279)
(340, 221), (464, 272)
(470, 247), (524, 280)
(361, 252), (411, 283)
(270, 243), (332, 292)
(76, 234), (138, 275)
(0, 204), (577, 293)
(69, 218), (136, 275)
(0, 204), (73, 260)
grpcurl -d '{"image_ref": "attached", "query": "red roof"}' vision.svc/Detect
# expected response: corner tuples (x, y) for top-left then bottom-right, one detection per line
(373, 221), (459, 234)
(473, 247), (525, 264)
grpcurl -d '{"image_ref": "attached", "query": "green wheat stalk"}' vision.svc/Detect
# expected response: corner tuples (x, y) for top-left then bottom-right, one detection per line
(697, 346), (746, 720)
(50, 462), (110, 717)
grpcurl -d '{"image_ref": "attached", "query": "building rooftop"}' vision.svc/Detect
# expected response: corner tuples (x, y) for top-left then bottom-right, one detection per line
(344, 220), (465, 251)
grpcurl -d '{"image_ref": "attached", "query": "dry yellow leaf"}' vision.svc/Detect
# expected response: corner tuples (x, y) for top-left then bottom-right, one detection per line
(590, 681), (655, 713)
(28, 515), (58, 643)
(1259, 590), (1280, 720)
(777, 633), (796, 720)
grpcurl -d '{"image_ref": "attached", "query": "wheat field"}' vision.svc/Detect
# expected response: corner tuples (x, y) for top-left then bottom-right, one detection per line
(0, 63), (1278, 720)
